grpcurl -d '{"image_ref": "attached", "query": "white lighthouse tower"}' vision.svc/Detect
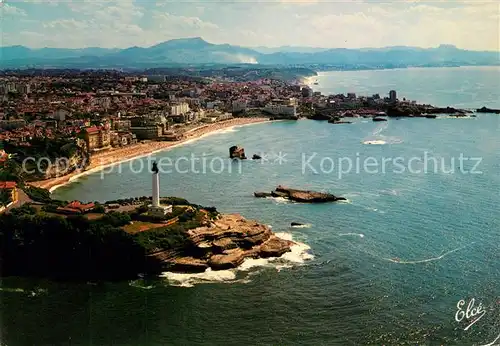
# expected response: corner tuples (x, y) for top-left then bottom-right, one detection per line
(148, 161), (172, 217)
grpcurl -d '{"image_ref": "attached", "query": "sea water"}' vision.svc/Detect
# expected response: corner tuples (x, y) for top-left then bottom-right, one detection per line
(2, 66), (499, 345)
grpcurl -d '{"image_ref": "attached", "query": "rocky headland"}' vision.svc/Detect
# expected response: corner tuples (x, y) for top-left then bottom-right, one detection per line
(255, 185), (346, 203)
(151, 213), (293, 273)
(0, 193), (295, 280)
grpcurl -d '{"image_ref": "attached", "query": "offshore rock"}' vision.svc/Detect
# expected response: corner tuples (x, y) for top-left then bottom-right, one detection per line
(254, 192), (272, 198)
(476, 106), (500, 114)
(252, 154), (262, 160)
(256, 185), (346, 203)
(229, 145), (247, 159)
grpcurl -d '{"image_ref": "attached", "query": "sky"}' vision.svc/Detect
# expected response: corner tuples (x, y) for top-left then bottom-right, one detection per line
(1, 0), (499, 50)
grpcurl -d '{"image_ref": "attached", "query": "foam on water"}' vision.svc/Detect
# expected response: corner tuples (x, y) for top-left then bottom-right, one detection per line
(160, 268), (238, 288)
(338, 233), (365, 238)
(363, 140), (387, 145)
(215, 127), (239, 134)
(160, 232), (313, 287)
(266, 196), (291, 204)
(290, 223), (312, 228)
(129, 280), (154, 290)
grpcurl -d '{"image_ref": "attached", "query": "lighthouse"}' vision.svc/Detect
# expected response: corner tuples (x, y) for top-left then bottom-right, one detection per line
(152, 161), (160, 207)
(148, 161), (172, 217)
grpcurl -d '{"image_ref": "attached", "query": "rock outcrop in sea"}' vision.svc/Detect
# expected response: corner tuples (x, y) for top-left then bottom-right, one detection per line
(149, 214), (293, 273)
(229, 145), (247, 159)
(255, 185), (346, 203)
(476, 106), (500, 114)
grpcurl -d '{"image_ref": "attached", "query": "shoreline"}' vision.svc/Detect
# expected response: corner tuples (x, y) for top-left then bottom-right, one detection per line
(30, 117), (272, 193)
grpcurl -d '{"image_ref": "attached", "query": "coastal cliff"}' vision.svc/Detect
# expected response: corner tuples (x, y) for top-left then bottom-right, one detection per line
(150, 214), (292, 273)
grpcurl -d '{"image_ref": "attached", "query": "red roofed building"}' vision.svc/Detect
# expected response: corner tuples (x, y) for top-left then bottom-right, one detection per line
(82, 125), (111, 152)
(0, 181), (17, 189)
(0, 181), (18, 209)
(56, 200), (95, 214)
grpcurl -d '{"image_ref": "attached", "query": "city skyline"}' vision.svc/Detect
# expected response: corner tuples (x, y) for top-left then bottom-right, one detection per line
(1, 0), (499, 51)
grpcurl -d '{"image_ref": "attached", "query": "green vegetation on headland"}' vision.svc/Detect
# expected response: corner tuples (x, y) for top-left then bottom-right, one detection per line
(2, 137), (89, 181)
(0, 190), (219, 281)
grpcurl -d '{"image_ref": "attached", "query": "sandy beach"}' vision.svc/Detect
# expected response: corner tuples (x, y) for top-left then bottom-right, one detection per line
(31, 117), (271, 192)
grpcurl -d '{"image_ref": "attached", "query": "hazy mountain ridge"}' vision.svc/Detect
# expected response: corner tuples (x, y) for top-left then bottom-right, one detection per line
(1, 37), (498, 69)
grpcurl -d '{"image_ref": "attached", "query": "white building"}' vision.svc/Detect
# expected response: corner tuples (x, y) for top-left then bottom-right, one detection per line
(149, 162), (172, 218)
(264, 104), (297, 117)
(170, 102), (190, 116)
(51, 109), (71, 121)
(232, 100), (247, 113)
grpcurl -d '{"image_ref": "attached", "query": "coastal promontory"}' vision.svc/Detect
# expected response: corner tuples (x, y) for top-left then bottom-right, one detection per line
(0, 191), (293, 280)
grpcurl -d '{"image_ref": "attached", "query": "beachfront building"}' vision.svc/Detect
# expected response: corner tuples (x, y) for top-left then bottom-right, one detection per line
(130, 125), (162, 140)
(232, 100), (247, 113)
(84, 125), (111, 152)
(263, 103), (297, 117)
(170, 102), (190, 116)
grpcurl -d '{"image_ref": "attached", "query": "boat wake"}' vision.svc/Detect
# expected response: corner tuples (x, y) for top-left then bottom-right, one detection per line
(384, 243), (474, 264)
(338, 233), (365, 238)
(160, 232), (313, 287)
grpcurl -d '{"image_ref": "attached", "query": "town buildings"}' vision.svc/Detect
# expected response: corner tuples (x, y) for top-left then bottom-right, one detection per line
(389, 90), (397, 103)
(84, 125), (111, 151)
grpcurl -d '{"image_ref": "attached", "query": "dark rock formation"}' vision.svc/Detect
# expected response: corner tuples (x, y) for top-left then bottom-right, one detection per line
(373, 117), (388, 122)
(309, 114), (332, 121)
(256, 185), (346, 203)
(252, 154), (262, 160)
(476, 107), (500, 114)
(386, 105), (469, 117)
(229, 145), (247, 159)
(328, 117), (351, 124)
(254, 192), (272, 198)
(151, 214), (294, 273)
(425, 114), (437, 119)
(329, 121), (352, 124)
(291, 222), (305, 227)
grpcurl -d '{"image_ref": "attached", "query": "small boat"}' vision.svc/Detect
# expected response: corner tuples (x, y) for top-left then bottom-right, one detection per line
(392, 257), (401, 262)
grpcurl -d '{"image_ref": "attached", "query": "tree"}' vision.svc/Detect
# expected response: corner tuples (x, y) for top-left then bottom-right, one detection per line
(0, 189), (12, 208)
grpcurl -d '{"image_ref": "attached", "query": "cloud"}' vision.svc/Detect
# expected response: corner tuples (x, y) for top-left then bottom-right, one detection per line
(1, 0), (499, 50)
(2, 3), (27, 16)
(152, 12), (219, 31)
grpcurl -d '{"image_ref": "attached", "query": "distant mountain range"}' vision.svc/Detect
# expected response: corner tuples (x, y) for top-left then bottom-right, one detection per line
(1, 37), (498, 70)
